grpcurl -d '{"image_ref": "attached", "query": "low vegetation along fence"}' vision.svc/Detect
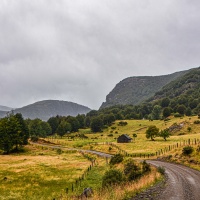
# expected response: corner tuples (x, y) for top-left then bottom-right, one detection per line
(107, 139), (200, 159)
(65, 151), (96, 195)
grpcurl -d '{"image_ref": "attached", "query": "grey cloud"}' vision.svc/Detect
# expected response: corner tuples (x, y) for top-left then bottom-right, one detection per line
(0, 0), (200, 109)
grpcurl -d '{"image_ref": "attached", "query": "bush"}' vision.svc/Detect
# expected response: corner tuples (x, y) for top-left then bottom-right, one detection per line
(123, 159), (143, 181)
(194, 120), (200, 124)
(56, 148), (62, 154)
(142, 160), (151, 173)
(102, 169), (124, 187)
(182, 146), (194, 155)
(174, 113), (182, 117)
(108, 133), (113, 137)
(109, 154), (124, 165)
(118, 121), (128, 126)
(30, 135), (39, 142)
(158, 166), (165, 175)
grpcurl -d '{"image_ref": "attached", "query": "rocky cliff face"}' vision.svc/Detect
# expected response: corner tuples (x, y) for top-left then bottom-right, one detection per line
(100, 70), (187, 109)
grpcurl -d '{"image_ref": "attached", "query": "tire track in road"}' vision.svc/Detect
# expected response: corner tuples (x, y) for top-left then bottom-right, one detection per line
(147, 160), (200, 200)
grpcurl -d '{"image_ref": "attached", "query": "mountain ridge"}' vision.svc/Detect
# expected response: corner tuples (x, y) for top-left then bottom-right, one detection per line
(0, 100), (91, 121)
(100, 70), (188, 109)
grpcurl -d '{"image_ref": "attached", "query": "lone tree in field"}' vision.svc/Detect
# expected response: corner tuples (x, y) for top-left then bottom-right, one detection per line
(132, 133), (137, 141)
(159, 128), (170, 141)
(146, 125), (159, 141)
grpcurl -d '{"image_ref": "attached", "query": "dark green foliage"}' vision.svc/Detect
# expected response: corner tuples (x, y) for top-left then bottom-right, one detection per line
(163, 107), (171, 118)
(161, 97), (170, 107)
(151, 105), (162, 120)
(102, 169), (124, 187)
(177, 105), (186, 115)
(29, 119), (52, 138)
(66, 116), (80, 132)
(118, 121), (128, 126)
(124, 160), (150, 181)
(0, 113), (29, 153)
(142, 160), (151, 173)
(146, 125), (159, 141)
(194, 120), (200, 124)
(76, 114), (85, 129)
(56, 121), (71, 137)
(182, 146), (194, 155)
(47, 116), (59, 134)
(30, 135), (39, 142)
(132, 133), (137, 141)
(159, 128), (170, 141)
(158, 166), (165, 175)
(90, 116), (103, 132)
(109, 154), (124, 165)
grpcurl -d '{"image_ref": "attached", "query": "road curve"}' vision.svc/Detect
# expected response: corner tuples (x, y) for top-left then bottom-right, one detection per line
(30, 142), (112, 158)
(147, 160), (200, 200)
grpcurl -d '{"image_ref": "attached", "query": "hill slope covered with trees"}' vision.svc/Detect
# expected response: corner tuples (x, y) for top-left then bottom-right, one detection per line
(100, 70), (187, 109)
(3, 100), (91, 121)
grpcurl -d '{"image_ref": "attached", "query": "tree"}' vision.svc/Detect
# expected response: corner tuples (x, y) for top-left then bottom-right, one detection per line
(146, 125), (159, 141)
(151, 105), (161, 120)
(76, 114), (85, 129)
(47, 116), (60, 134)
(162, 107), (171, 118)
(176, 104), (186, 115)
(161, 98), (170, 108)
(56, 121), (71, 138)
(132, 133), (137, 141)
(0, 114), (29, 153)
(159, 128), (170, 141)
(29, 119), (51, 138)
(66, 116), (80, 132)
(90, 116), (103, 132)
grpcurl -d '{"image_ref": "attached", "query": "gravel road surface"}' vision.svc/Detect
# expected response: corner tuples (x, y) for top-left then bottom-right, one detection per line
(146, 160), (200, 200)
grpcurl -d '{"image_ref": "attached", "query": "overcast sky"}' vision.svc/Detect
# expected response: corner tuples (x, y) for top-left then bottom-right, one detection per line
(0, 0), (200, 109)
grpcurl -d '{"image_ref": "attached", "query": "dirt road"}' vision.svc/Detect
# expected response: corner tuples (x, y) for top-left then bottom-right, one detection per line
(147, 160), (200, 200)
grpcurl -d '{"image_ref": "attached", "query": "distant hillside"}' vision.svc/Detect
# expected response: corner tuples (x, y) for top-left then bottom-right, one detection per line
(149, 67), (200, 103)
(100, 70), (187, 109)
(0, 105), (13, 111)
(11, 100), (91, 121)
(0, 110), (7, 118)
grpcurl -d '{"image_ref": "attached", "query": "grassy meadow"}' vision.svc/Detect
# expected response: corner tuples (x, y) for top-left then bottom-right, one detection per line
(0, 116), (200, 199)
(46, 116), (200, 155)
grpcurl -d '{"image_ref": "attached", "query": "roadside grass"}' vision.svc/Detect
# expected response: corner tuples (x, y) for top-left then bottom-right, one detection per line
(0, 145), (92, 200)
(158, 144), (200, 171)
(91, 164), (161, 200)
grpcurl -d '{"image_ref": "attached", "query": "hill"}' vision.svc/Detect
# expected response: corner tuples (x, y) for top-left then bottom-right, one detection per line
(9, 100), (91, 121)
(0, 105), (13, 111)
(149, 67), (200, 102)
(100, 70), (187, 109)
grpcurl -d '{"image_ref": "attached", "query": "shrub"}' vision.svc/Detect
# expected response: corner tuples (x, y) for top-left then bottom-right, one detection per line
(56, 148), (62, 154)
(124, 159), (143, 181)
(109, 154), (123, 165)
(182, 146), (194, 155)
(108, 133), (113, 137)
(30, 135), (39, 142)
(174, 113), (182, 117)
(118, 121), (128, 126)
(142, 160), (151, 173)
(194, 120), (200, 124)
(158, 166), (165, 175)
(111, 127), (116, 130)
(109, 147), (112, 151)
(102, 169), (124, 187)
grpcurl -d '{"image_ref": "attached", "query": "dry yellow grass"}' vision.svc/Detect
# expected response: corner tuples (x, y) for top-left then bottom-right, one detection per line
(91, 167), (161, 200)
